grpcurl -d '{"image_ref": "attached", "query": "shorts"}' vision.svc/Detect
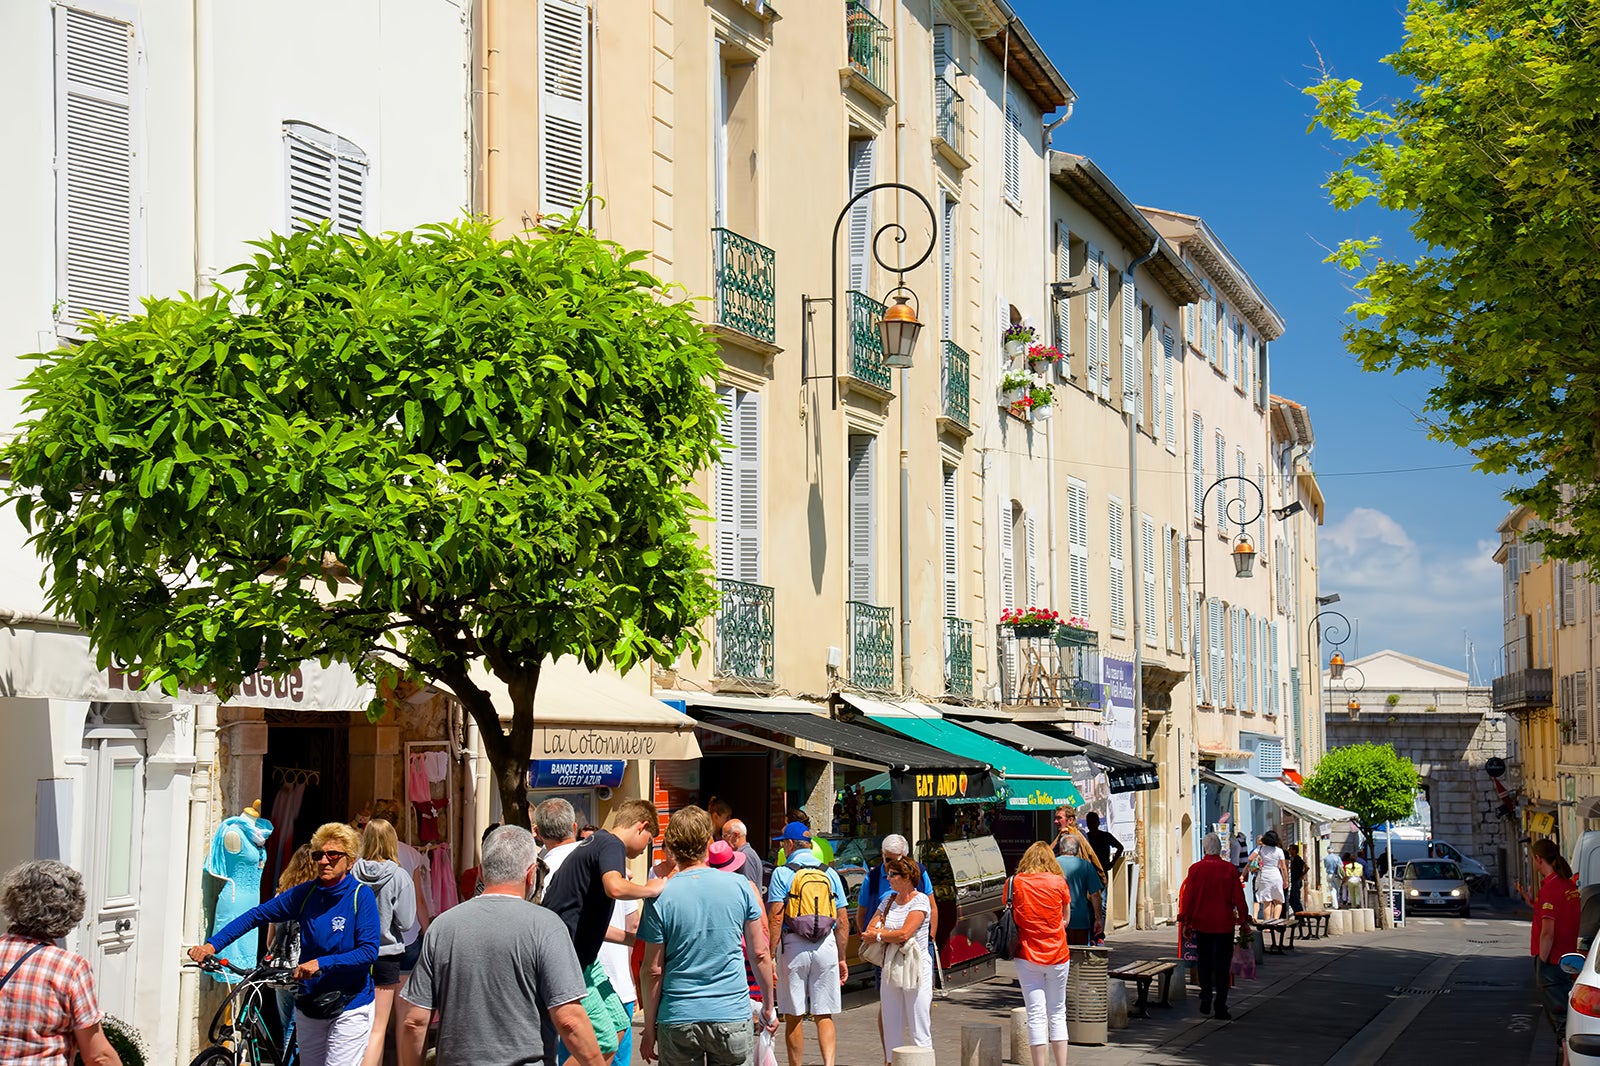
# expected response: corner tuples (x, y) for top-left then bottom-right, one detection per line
(657, 1020), (753, 1066)
(398, 936), (422, 974)
(372, 955), (402, 986)
(578, 960), (630, 1059)
(777, 935), (841, 1017)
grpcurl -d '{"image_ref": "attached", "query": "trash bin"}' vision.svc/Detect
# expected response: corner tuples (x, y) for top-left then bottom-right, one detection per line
(1065, 945), (1109, 1046)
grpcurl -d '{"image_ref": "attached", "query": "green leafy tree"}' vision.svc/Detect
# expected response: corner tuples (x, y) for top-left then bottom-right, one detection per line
(1300, 743), (1420, 846)
(5, 218), (724, 828)
(1306, 0), (1600, 561)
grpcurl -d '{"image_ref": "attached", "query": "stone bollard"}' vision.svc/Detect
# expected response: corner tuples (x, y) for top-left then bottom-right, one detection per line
(961, 1024), (1000, 1066)
(1107, 978), (1130, 1030)
(1008, 1008), (1030, 1065)
(893, 1047), (936, 1066)
(1328, 910), (1347, 936)
(1163, 960), (1188, 1002)
(1363, 908), (1376, 933)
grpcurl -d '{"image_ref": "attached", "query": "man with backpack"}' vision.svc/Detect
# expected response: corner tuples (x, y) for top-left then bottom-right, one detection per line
(766, 821), (849, 1066)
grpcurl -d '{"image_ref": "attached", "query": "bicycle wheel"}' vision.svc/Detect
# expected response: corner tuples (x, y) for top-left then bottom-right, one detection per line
(187, 1046), (240, 1066)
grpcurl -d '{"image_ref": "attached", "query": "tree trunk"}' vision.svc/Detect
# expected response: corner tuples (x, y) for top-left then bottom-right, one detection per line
(441, 656), (542, 831)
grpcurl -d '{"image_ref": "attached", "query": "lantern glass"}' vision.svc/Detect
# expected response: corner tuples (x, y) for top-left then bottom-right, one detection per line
(880, 294), (922, 369)
(1347, 697), (1361, 713)
(1232, 540), (1256, 579)
(1329, 654), (1345, 681)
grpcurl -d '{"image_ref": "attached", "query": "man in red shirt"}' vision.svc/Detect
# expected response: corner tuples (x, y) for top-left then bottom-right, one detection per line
(1523, 838), (1581, 1043)
(1178, 832), (1252, 1020)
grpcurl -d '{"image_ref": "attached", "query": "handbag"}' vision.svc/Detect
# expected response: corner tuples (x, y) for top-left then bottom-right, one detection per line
(985, 876), (1019, 961)
(885, 935), (926, 990)
(295, 988), (354, 1019)
(859, 937), (890, 967)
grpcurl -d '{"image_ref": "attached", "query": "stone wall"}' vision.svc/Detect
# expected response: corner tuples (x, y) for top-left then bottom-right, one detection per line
(1324, 687), (1513, 892)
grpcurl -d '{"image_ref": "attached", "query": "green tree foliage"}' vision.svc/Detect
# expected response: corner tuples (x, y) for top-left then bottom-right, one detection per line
(6, 218), (724, 828)
(1300, 743), (1420, 840)
(1306, 0), (1600, 560)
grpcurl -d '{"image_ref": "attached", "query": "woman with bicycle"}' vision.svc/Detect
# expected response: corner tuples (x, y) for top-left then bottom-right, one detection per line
(190, 822), (379, 1066)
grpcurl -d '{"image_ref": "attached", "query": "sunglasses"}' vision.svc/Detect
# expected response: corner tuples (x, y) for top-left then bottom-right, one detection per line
(311, 850), (348, 863)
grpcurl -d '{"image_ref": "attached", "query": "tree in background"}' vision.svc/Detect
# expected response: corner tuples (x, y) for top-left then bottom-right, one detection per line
(1306, 0), (1600, 561)
(6, 218), (724, 828)
(1301, 743), (1421, 851)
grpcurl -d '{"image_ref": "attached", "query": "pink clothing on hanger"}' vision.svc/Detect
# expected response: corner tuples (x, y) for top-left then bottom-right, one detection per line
(408, 754), (431, 803)
(430, 847), (459, 913)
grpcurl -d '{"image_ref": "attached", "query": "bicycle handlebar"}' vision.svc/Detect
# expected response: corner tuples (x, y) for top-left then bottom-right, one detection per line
(187, 956), (297, 984)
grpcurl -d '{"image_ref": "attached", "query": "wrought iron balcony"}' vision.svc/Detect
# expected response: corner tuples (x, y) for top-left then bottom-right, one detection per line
(712, 228), (777, 344)
(935, 74), (965, 157)
(942, 340), (970, 426)
(1491, 667), (1553, 714)
(848, 600), (895, 691)
(845, 1), (890, 97)
(715, 578), (775, 684)
(996, 624), (1103, 708)
(847, 290), (892, 392)
(944, 617), (973, 698)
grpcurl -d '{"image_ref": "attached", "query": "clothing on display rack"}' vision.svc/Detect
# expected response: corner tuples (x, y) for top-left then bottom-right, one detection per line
(268, 779), (306, 876)
(408, 750), (451, 845)
(429, 846), (459, 914)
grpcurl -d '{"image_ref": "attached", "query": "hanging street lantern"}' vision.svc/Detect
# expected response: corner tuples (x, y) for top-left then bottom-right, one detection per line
(880, 289), (923, 369)
(1231, 534), (1257, 579)
(1329, 651), (1345, 681)
(1348, 696), (1361, 714)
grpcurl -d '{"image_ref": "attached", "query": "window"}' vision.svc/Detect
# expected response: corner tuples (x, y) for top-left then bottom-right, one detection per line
(848, 434), (876, 602)
(1000, 497), (1016, 611)
(1260, 617), (1272, 714)
(1207, 599), (1225, 706)
(56, 5), (141, 332)
(1162, 328), (1177, 452)
(1269, 621), (1282, 715)
(1054, 222), (1071, 360)
(1024, 509), (1041, 605)
(1179, 533), (1191, 655)
(1085, 247), (1110, 400)
(1201, 281), (1218, 362)
(1109, 496), (1126, 635)
(847, 138), (877, 293)
(715, 387), (761, 582)
(1163, 526), (1176, 651)
(1142, 515), (1157, 647)
(1120, 274), (1139, 417)
(285, 123), (368, 236)
(1235, 448), (1247, 545)
(942, 465), (959, 616)
(1003, 91), (1021, 204)
(539, 0), (591, 218)
(933, 24), (959, 149)
(1068, 479), (1090, 618)
(1214, 431), (1227, 534)
(940, 194), (957, 339)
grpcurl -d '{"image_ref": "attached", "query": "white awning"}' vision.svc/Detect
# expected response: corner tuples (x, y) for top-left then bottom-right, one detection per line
(450, 658), (700, 762)
(1203, 769), (1356, 824)
(0, 626), (373, 711)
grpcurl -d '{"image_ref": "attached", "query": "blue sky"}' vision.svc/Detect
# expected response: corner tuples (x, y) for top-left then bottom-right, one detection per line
(1012, 0), (1511, 680)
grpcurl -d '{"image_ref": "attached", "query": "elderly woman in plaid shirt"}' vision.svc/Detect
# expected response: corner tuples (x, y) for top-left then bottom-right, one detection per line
(0, 860), (121, 1064)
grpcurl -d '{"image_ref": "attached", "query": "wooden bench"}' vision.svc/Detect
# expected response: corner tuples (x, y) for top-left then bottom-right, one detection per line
(1107, 959), (1178, 1018)
(1294, 911), (1330, 940)
(1258, 918), (1294, 954)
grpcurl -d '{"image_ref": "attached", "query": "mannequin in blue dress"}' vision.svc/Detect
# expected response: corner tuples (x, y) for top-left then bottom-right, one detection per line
(204, 800), (274, 982)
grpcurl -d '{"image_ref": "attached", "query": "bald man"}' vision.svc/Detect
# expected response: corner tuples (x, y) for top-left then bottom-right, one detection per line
(723, 819), (764, 889)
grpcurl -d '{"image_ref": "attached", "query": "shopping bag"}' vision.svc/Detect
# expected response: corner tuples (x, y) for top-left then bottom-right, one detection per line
(756, 1028), (779, 1066)
(1230, 943), (1256, 981)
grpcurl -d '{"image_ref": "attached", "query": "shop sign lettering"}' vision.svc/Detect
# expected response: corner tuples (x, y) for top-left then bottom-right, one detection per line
(541, 728), (659, 759)
(528, 760), (627, 789)
(889, 768), (995, 803)
(107, 662), (305, 703)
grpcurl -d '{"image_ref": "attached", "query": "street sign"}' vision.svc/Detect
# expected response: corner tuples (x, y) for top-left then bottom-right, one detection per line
(1486, 757), (1507, 779)
(527, 760), (627, 789)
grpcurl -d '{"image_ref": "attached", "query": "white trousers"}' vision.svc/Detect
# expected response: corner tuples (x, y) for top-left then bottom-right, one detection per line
(878, 966), (932, 1064)
(295, 1000), (375, 1066)
(1014, 958), (1069, 1045)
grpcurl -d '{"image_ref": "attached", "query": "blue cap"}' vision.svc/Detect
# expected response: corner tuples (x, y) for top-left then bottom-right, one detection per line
(772, 821), (812, 843)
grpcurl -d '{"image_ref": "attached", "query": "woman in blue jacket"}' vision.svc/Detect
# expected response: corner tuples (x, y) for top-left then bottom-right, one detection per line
(190, 822), (380, 1066)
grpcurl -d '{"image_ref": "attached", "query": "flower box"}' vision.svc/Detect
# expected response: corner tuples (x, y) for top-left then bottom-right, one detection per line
(1030, 402), (1052, 422)
(1010, 622), (1053, 638)
(1001, 387), (1027, 406)
(1055, 624), (1096, 647)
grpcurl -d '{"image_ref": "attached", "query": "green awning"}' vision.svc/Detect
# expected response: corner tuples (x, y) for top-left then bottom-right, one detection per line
(866, 713), (1086, 810)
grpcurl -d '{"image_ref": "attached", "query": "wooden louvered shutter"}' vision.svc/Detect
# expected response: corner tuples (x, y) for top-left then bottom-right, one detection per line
(1163, 527), (1176, 650)
(1068, 480), (1089, 618)
(848, 434), (875, 602)
(1563, 562), (1578, 627)
(1084, 246), (1102, 394)
(1121, 276), (1138, 415)
(1025, 511), (1040, 605)
(1004, 92), (1021, 202)
(715, 388), (738, 578)
(1270, 620), (1282, 715)
(1202, 283), (1217, 362)
(1000, 500), (1016, 611)
(1055, 223), (1071, 360)
(1235, 450), (1247, 543)
(1096, 253), (1112, 399)
(1135, 309), (1147, 428)
(736, 392), (761, 582)
(847, 139), (876, 294)
(1142, 515), (1157, 647)
(57, 5), (139, 331)
(1180, 539), (1191, 658)
(1208, 600), (1224, 706)
(1162, 329), (1177, 451)
(1214, 431), (1227, 534)
(1191, 415), (1205, 521)
(1109, 496), (1126, 634)
(941, 195), (956, 339)
(539, 0), (591, 218)
(1256, 463), (1267, 553)
(942, 467), (959, 617)
(1578, 669), (1590, 743)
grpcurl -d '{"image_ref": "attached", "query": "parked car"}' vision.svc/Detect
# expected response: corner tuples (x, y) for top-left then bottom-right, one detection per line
(1395, 859), (1470, 917)
(1574, 831), (1600, 949)
(1376, 836), (1493, 891)
(1561, 943), (1600, 1063)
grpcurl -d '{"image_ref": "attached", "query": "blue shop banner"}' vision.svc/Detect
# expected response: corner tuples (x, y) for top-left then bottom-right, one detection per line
(528, 760), (627, 789)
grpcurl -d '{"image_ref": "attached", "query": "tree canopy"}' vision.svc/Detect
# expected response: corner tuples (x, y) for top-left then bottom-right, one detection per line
(1307, 0), (1600, 560)
(6, 217), (724, 827)
(1300, 743), (1420, 838)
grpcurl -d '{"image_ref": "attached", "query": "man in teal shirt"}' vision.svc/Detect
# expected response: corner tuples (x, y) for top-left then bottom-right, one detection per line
(1056, 835), (1104, 945)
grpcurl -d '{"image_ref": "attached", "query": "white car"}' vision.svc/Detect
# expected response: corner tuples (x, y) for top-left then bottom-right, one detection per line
(1561, 943), (1600, 1063)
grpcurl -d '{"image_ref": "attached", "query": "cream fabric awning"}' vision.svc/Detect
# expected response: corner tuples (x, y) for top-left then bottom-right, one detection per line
(1203, 769), (1356, 824)
(452, 657), (700, 762)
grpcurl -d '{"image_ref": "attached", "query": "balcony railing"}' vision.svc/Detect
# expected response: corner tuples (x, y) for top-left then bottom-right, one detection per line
(845, 1), (890, 96)
(935, 74), (965, 156)
(847, 290), (892, 392)
(942, 339), (970, 426)
(1491, 667), (1553, 714)
(712, 228), (777, 344)
(849, 600), (896, 690)
(715, 578), (775, 684)
(997, 625), (1103, 708)
(944, 617), (973, 698)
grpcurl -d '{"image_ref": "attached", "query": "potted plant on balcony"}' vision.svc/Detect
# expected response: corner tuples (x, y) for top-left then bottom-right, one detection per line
(1027, 343), (1065, 374)
(1056, 615), (1095, 646)
(1027, 382), (1054, 421)
(1000, 368), (1032, 407)
(1003, 323), (1037, 360)
(1001, 605), (1060, 638)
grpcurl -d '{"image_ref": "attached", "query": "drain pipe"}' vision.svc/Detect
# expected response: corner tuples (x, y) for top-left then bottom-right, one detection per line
(1122, 238), (1158, 927)
(175, 700), (216, 1063)
(1040, 109), (1073, 604)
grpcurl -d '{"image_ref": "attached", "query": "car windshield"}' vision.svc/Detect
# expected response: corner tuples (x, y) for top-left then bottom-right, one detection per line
(1407, 861), (1460, 880)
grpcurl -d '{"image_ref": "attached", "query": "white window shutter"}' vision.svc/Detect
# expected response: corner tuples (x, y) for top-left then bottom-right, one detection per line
(998, 291), (1010, 379)
(1054, 222), (1071, 357)
(1135, 308), (1147, 428)
(1003, 92), (1021, 203)
(1162, 329), (1177, 451)
(1096, 253), (1112, 399)
(1256, 463), (1267, 553)
(847, 139), (876, 294)
(1214, 431), (1227, 534)
(1108, 496), (1126, 634)
(1248, 611), (1258, 711)
(715, 388), (738, 578)
(1270, 620), (1282, 714)
(713, 62), (729, 227)
(1025, 511), (1040, 605)
(539, 0), (591, 218)
(1084, 246), (1102, 393)
(1068, 479), (1089, 618)
(1180, 540), (1191, 656)
(1208, 600), (1224, 705)
(1191, 415), (1204, 520)
(1000, 500), (1016, 611)
(1121, 276), (1138, 415)
(1260, 617), (1271, 714)
(940, 195), (956, 339)
(942, 467), (959, 617)
(736, 391), (762, 583)
(1563, 562), (1578, 627)
(848, 435), (875, 602)
(1163, 527), (1176, 650)
(1236, 450), (1247, 544)
(57, 6), (139, 330)
(284, 123), (369, 236)
(1141, 515), (1157, 647)
(1578, 669), (1590, 743)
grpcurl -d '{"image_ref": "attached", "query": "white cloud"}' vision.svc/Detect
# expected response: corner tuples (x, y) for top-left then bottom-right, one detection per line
(1315, 508), (1501, 676)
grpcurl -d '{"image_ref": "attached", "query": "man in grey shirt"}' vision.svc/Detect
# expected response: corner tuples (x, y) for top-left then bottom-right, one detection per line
(723, 818), (765, 890)
(398, 825), (603, 1066)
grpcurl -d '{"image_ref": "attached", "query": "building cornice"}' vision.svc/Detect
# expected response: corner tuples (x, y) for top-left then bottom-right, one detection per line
(1139, 206), (1286, 340)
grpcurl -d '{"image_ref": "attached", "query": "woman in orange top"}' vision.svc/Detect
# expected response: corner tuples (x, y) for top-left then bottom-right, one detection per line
(1010, 842), (1073, 1066)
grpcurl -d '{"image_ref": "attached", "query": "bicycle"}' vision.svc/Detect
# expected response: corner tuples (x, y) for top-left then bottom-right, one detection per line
(186, 955), (300, 1066)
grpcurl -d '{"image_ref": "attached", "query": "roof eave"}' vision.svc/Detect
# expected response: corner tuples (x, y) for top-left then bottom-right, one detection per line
(1050, 152), (1205, 304)
(981, 13), (1074, 114)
